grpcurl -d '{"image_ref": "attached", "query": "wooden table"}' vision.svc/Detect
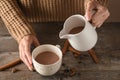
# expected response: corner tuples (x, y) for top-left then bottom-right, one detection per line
(0, 22), (120, 80)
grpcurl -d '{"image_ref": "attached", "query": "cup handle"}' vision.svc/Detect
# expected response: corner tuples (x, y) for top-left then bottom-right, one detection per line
(55, 44), (61, 49)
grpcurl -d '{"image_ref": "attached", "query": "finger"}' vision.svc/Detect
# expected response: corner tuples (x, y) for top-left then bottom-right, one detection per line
(92, 16), (104, 28)
(24, 42), (32, 65)
(96, 14), (107, 28)
(20, 45), (30, 68)
(92, 5), (109, 23)
(19, 44), (23, 61)
(93, 11), (105, 23)
(92, 18), (101, 27)
(33, 37), (40, 47)
(22, 53), (33, 71)
(92, 10), (108, 27)
(20, 43), (33, 71)
(98, 22), (103, 28)
(22, 46), (33, 71)
(92, 12), (104, 27)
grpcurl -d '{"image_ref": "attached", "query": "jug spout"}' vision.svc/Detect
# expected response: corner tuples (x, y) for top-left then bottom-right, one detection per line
(59, 34), (70, 39)
(59, 30), (71, 39)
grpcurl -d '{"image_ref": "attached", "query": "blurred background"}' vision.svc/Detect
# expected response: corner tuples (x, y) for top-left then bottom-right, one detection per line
(107, 0), (120, 22)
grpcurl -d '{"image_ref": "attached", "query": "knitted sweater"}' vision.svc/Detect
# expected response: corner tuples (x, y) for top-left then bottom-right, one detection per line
(0, 0), (108, 43)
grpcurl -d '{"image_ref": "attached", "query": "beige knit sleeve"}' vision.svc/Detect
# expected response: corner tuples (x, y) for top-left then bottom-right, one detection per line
(0, 0), (35, 43)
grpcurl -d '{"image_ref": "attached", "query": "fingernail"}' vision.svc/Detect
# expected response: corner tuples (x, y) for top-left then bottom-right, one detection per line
(29, 68), (33, 71)
(30, 68), (35, 72)
(29, 66), (34, 71)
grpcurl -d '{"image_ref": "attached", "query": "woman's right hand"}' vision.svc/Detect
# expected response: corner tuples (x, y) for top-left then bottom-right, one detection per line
(19, 35), (40, 71)
(84, 0), (110, 28)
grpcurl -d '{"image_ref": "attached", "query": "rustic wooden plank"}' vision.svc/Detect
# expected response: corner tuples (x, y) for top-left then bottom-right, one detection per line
(0, 22), (120, 80)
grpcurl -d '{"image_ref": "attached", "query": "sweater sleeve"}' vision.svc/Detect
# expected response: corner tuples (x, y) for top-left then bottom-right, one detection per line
(0, 0), (35, 43)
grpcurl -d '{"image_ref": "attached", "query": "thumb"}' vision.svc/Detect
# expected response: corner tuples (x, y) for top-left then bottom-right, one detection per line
(85, 1), (95, 21)
(33, 37), (40, 47)
(85, 11), (92, 21)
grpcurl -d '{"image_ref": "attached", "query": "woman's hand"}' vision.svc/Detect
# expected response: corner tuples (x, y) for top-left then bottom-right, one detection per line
(19, 35), (40, 71)
(84, 0), (110, 28)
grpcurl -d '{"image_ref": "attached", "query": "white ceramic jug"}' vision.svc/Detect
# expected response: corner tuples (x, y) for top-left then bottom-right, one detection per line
(59, 14), (98, 51)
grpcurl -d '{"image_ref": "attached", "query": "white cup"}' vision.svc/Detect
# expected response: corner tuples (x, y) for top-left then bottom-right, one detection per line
(32, 44), (62, 76)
